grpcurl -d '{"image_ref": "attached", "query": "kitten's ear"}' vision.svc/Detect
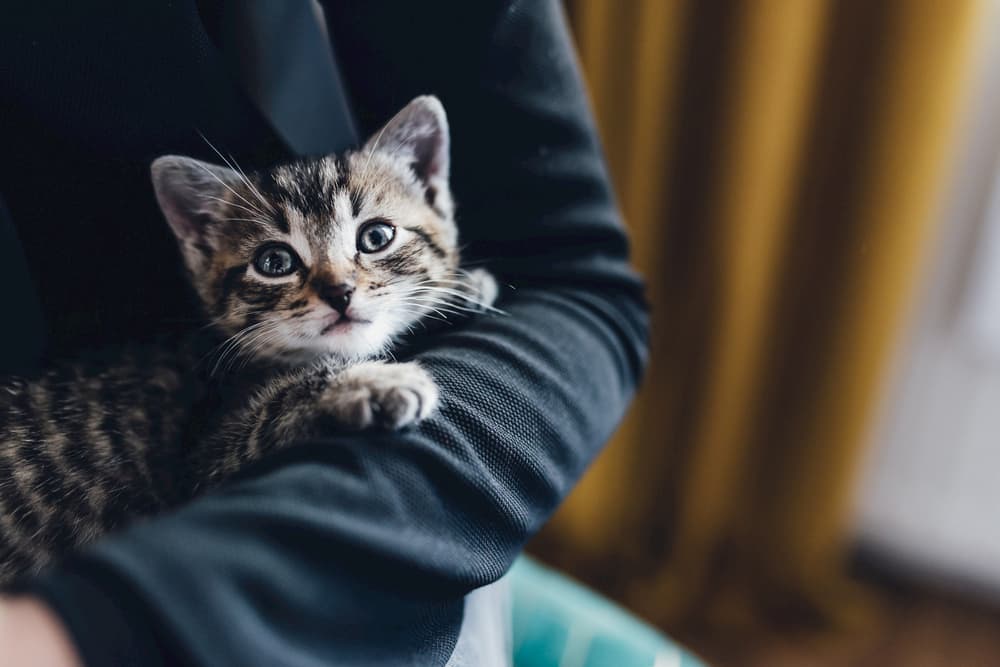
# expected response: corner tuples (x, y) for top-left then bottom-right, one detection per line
(151, 156), (239, 244)
(364, 96), (450, 209)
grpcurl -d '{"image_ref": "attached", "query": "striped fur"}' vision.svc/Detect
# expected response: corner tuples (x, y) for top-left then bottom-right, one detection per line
(0, 344), (195, 581)
(0, 96), (497, 583)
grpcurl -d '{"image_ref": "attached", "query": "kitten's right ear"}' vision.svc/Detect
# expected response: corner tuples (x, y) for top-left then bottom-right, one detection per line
(363, 96), (451, 215)
(151, 156), (239, 245)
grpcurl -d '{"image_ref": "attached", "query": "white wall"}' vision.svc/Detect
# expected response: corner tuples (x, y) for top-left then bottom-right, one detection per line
(855, 6), (1000, 595)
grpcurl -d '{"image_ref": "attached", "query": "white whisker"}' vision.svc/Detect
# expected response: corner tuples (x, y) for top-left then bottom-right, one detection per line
(190, 159), (268, 219)
(200, 194), (268, 218)
(198, 132), (274, 215)
(363, 124), (389, 174)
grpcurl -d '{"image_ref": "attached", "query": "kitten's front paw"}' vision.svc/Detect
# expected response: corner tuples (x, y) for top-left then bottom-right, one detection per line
(325, 361), (438, 430)
(463, 268), (499, 311)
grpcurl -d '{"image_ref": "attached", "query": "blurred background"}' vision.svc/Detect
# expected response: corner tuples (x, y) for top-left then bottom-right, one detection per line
(530, 1), (1000, 664)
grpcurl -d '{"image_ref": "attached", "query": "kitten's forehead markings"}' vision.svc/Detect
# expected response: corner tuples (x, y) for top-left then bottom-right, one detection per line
(274, 169), (303, 201)
(282, 204), (314, 266)
(320, 158), (342, 191)
(330, 191), (358, 261)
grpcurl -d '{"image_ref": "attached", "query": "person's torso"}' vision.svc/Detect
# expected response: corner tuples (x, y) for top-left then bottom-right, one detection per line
(0, 2), (303, 357)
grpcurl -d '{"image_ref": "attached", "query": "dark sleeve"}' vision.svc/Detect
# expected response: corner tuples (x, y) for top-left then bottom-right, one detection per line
(27, 2), (649, 665)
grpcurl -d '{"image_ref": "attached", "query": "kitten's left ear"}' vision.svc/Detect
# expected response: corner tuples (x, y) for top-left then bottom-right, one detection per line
(364, 95), (451, 212)
(151, 156), (241, 272)
(151, 156), (240, 241)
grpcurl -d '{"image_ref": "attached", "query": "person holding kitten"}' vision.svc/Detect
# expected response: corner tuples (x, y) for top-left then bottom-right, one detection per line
(0, 1), (648, 665)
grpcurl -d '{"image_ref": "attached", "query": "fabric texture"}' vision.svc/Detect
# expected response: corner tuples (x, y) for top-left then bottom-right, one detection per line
(0, 1), (647, 665)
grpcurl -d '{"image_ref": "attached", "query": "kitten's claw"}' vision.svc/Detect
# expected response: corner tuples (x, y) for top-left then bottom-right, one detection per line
(464, 268), (499, 311)
(324, 361), (438, 431)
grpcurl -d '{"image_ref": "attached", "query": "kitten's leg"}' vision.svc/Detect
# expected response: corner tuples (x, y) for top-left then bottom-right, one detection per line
(313, 360), (439, 430)
(199, 361), (438, 484)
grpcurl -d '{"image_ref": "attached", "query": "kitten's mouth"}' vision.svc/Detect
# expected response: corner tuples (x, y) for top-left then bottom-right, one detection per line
(320, 314), (370, 335)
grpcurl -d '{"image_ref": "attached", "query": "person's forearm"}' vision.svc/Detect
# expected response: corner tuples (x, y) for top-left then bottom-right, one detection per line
(0, 597), (82, 667)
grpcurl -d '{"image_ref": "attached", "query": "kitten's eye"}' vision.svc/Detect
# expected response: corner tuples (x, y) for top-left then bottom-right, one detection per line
(357, 220), (396, 253)
(253, 243), (299, 277)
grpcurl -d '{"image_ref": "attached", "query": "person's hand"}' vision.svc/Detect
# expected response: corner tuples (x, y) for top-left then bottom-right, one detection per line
(0, 596), (82, 667)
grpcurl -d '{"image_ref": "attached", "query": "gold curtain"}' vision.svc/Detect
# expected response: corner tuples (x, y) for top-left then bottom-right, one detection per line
(533, 0), (985, 636)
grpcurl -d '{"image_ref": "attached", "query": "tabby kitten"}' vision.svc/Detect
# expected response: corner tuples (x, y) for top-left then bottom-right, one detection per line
(0, 96), (497, 582)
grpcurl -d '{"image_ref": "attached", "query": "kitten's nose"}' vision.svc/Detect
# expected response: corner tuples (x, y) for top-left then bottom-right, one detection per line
(321, 284), (354, 314)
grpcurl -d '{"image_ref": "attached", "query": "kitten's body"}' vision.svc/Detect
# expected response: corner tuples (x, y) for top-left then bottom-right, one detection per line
(0, 345), (194, 580)
(0, 96), (496, 583)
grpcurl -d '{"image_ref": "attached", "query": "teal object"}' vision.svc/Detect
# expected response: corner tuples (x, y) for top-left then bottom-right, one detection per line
(510, 558), (705, 667)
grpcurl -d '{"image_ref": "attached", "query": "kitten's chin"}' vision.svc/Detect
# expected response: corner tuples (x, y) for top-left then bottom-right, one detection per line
(228, 317), (402, 366)
(292, 318), (395, 363)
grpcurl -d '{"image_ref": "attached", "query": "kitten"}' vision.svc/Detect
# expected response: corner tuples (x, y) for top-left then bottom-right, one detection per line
(0, 96), (497, 582)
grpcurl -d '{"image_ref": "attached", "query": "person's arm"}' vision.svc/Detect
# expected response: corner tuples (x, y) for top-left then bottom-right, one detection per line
(11, 2), (649, 665)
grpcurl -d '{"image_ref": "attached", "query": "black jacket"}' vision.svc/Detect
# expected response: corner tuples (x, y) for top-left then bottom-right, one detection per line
(0, 1), (648, 664)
